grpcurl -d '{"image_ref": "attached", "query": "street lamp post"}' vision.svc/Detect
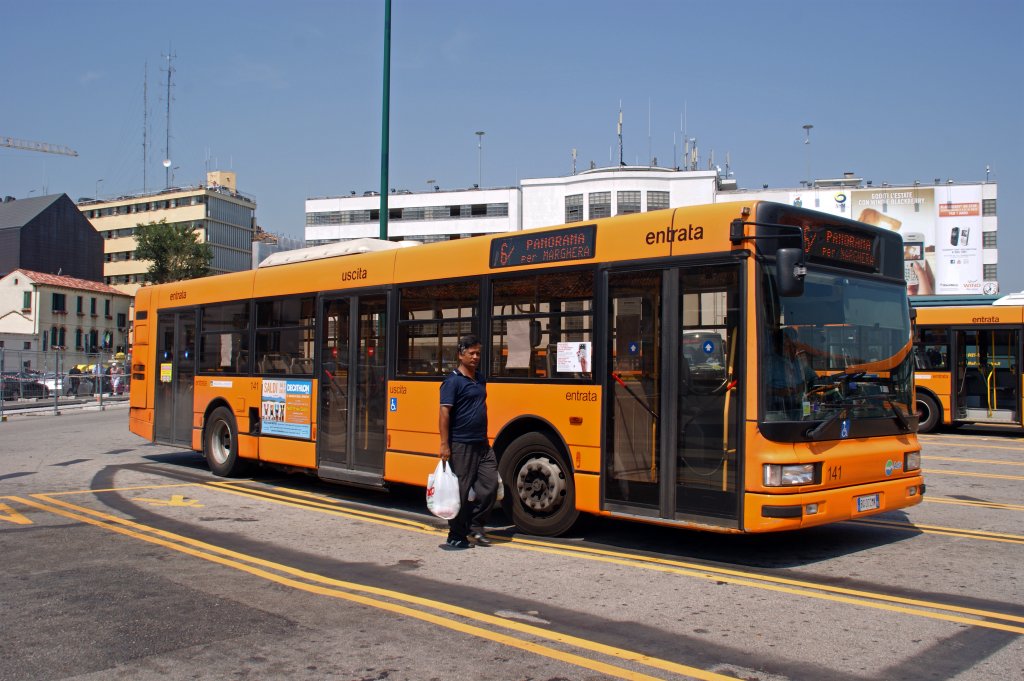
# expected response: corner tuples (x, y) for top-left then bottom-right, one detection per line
(475, 131), (485, 187)
(95, 178), (104, 199)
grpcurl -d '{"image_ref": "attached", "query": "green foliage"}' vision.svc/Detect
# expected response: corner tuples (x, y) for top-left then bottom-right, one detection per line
(134, 219), (214, 284)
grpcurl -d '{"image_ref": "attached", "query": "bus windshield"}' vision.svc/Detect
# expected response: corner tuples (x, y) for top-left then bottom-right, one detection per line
(761, 266), (914, 437)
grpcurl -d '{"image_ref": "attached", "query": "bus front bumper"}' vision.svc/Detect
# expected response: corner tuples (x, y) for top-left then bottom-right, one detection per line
(744, 475), (926, 532)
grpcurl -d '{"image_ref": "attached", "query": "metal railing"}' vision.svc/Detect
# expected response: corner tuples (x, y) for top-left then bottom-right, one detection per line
(0, 348), (130, 419)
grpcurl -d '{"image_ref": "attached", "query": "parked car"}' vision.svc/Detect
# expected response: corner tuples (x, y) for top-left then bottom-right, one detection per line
(0, 372), (50, 400)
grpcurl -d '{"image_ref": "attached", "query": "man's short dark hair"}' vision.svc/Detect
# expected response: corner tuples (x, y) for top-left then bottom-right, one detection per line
(457, 335), (481, 354)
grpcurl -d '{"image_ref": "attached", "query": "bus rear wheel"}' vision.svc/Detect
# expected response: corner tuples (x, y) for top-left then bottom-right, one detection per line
(915, 393), (940, 433)
(204, 406), (246, 477)
(501, 433), (578, 537)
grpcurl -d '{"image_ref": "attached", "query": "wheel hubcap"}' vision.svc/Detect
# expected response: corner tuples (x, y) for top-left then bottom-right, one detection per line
(515, 455), (566, 514)
(210, 421), (232, 465)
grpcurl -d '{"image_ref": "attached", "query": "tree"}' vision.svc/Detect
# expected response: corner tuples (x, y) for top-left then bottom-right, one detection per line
(134, 219), (213, 284)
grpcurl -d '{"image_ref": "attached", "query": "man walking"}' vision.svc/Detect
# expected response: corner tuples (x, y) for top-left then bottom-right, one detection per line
(439, 335), (498, 550)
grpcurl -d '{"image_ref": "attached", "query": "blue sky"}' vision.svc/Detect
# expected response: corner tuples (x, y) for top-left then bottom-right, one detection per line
(3, 0), (1021, 290)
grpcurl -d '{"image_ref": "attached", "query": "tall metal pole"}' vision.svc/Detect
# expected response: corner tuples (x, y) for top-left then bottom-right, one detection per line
(379, 0), (392, 241)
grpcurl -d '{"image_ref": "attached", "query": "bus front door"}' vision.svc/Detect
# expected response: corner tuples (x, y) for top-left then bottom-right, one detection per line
(153, 310), (197, 447)
(317, 294), (389, 486)
(604, 265), (741, 528)
(953, 328), (1020, 425)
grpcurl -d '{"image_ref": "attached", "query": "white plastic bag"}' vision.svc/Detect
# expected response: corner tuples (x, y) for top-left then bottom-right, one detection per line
(426, 459), (461, 520)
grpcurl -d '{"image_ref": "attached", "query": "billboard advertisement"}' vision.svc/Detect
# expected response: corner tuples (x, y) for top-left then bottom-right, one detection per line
(790, 186), (994, 296)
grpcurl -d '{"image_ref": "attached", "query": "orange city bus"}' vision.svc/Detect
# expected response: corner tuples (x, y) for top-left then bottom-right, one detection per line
(129, 200), (924, 535)
(912, 295), (1024, 433)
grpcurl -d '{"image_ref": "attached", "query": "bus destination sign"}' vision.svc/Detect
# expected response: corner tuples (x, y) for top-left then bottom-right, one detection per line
(490, 224), (596, 269)
(803, 224), (878, 270)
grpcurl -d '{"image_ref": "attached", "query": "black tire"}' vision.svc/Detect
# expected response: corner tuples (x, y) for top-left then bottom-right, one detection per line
(500, 433), (578, 536)
(203, 406), (246, 477)
(915, 392), (940, 433)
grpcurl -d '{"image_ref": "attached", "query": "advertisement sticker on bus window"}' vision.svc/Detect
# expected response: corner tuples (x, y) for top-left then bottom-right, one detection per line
(556, 342), (591, 373)
(159, 363), (173, 383)
(261, 379), (312, 439)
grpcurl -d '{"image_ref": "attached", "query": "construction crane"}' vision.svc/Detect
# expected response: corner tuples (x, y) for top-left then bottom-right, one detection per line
(1, 136), (78, 157)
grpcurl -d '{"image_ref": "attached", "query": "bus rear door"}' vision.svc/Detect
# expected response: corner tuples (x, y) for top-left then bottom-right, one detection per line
(153, 310), (197, 447)
(953, 327), (1021, 425)
(317, 293), (389, 486)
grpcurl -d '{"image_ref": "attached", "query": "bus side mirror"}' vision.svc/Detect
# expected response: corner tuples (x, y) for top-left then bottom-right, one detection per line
(776, 248), (806, 297)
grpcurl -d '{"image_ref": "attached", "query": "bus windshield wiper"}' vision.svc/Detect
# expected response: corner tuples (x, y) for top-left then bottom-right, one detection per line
(804, 394), (911, 440)
(805, 407), (846, 440)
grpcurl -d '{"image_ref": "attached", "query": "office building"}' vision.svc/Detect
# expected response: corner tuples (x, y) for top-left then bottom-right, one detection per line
(79, 171), (257, 295)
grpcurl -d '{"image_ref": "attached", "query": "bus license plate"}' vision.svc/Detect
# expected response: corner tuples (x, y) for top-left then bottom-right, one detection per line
(857, 493), (880, 512)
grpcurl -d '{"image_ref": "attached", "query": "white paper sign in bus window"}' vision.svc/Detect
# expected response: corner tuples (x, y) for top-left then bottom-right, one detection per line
(261, 379), (312, 439)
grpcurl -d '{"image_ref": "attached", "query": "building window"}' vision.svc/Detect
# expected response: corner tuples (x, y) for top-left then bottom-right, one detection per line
(983, 231), (997, 248)
(104, 300), (111, 318)
(647, 191), (670, 211)
(983, 264), (998, 281)
(22, 291), (31, 311)
(51, 293), (67, 313)
(77, 296), (84, 315)
(90, 298), (97, 316)
(23, 342), (31, 350)
(589, 192), (611, 219)
(982, 199), (997, 216)
(117, 312), (127, 329)
(75, 329), (84, 350)
(565, 194), (583, 223)
(617, 191), (641, 215)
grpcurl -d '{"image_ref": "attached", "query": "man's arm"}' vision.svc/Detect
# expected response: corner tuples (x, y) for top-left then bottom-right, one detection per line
(439, 404), (452, 461)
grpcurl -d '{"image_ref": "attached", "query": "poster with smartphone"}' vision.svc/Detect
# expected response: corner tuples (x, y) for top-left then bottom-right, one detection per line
(851, 188), (936, 295)
(934, 185), (984, 295)
(788, 184), (995, 296)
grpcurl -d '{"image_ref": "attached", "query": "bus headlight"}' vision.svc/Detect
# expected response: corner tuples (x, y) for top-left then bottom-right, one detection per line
(764, 463), (816, 487)
(904, 451), (921, 471)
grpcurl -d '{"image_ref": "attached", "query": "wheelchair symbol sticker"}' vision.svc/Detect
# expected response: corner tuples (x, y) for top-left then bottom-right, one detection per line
(389, 397), (398, 412)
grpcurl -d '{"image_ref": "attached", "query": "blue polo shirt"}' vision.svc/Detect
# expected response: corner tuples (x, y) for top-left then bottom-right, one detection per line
(440, 369), (488, 443)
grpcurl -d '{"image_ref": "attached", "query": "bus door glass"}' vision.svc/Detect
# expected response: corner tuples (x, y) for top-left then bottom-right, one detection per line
(954, 327), (1020, 424)
(318, 294), (388, 478)
(153, 310), (196, 447)
(604, 265), (741, 526)
(675, 266), (740, 521)
(606, 270), (662, 511)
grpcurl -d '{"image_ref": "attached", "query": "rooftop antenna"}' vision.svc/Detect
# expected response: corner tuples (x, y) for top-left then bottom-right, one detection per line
(571, 147), (577, 175)
(617, 100), (624, 166)
(647, 97), (652, 167)
(802, 123), (813, 186)
(162, 47), (176, 189)
(142, 61), (149, 193)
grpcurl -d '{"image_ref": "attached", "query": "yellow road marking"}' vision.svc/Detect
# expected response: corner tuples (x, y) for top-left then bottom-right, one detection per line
(175, 485), (1024, 632)
(922, 439), (1024, 452)
(22, 494), (736, 681)
(133, 494), (203, 507)
(923, 469), (1024, 481)
(925, 496), (1024, 512)
(926, 455), (1024, 467)
(854, 518), (1024, 543)
(0, 500), (32, 525)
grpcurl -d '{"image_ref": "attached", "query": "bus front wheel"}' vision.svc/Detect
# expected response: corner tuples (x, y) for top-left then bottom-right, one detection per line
(501, 433), (578, 537)
(915, 393), (940, 433)
(204, 406), (245, 477)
